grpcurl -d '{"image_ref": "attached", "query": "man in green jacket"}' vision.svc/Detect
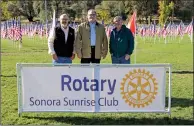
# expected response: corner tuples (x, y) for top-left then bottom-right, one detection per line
(109, 16), (134, 64)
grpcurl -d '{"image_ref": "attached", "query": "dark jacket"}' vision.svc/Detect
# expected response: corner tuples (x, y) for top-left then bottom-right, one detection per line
(109, 25), (134, 58)
(54, 26), (75, 57)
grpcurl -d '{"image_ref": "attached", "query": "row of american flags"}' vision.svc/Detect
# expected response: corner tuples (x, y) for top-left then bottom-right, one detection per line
(1, 19), (22, 41)
(1, 19), (79, 41)
(1, 19), (49, 40)
(1, 18), (193, 42)
(105, 20), (193, 38)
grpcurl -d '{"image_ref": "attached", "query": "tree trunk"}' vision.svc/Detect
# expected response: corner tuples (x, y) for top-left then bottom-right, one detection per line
(28, 16), (34, 22)
(145, 16), (148, 24)
(150, 16), (152, 23)
(56, 2), (60, 18)
(139, 18), (142, 24)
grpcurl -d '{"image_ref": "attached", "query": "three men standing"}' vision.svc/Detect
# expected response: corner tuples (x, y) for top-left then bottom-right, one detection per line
(48, 10), (134, 64)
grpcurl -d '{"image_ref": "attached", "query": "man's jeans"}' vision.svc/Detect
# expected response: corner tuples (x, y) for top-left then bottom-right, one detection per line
(111, 55), (130, 64)
(52, 56), (72, 64)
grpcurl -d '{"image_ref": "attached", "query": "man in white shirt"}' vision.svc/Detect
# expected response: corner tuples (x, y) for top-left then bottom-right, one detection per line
(48, 14), (75, 64)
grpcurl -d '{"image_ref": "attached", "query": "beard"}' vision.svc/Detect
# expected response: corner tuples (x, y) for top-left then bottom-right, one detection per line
(61, 23), (68, 28)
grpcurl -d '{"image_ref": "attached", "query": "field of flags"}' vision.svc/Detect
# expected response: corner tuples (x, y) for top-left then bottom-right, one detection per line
(1, 17), (193, 49)
(106, 20), (193, 44)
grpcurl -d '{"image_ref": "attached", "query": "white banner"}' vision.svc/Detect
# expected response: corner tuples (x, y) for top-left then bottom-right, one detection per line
(20, 65), (167, 112)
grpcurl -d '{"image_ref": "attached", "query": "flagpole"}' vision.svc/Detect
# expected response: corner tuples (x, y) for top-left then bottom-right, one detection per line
(134, 10), (137, 64)
(191, 17), (193, 44)
(165, 36), (167, 44)
(45, 0), (48, 42)
(19, 16), (22, 50)
(12, 18), (15, 47)
(191, 30), (193, 44)
(134, 29), (137, 64)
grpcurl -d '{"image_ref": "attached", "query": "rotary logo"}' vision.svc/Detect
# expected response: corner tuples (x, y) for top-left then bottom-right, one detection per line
(120, 69), (158, 108)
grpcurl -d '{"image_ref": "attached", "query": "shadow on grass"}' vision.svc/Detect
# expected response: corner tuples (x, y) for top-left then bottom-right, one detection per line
(20, 97), (194, 125)
(171, 71), (194, 74)
(0, 74), (17, 77)
(23, 116), (194, 125)
(165, 71), (193, 74)
(165, 97), (194, 108)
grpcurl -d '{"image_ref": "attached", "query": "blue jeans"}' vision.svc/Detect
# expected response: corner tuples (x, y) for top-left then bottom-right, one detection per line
(111, 55), (130, 64)
(52, 56), (72, 64)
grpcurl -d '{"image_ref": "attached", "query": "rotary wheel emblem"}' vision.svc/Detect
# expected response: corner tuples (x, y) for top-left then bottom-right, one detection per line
(120, 69), (158, 108)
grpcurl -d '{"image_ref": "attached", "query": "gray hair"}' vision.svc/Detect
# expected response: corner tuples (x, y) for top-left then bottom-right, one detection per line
(87, 9), (96, 15)
(59, 14), (69, 20)
(113, 16), (122, 22)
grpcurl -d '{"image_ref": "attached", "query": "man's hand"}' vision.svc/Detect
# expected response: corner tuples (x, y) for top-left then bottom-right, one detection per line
(125, 54), (130, 60)
(101, 53), (107, 59)
(102, 56), (106, 59)
(77, 54), (81, 59)
(71, 53), (75, 60)
(52, 54), (58, 60)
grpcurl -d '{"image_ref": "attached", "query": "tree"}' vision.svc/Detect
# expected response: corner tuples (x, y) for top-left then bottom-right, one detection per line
(33, 0), (56, 22)
(50, 0), (62, 19)
(33, 1), (46, 22)
(172, 0), (193, 21)
(158, 0), (174, 26)
(3, 0), (191, 24)
(70, 3), (85, 19)
(0, 1), (22, 20)
(95, 8), (111, 23)
(5, 0), (37, 22)
(16, 0), (37, 22)
(118, 1), (126, 20)
(0, 1), (12, 20)
(124, 0), (158, 24)
(86, 0), (102, 10)
(124, 1), (133, 15)
(95, 1), (120, 19)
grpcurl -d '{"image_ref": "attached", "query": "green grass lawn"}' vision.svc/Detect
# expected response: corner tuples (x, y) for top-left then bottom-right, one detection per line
(1, 35), (193, 125)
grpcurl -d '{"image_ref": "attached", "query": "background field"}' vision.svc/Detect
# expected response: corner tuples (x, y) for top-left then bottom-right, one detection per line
(1, 35), (193, 125)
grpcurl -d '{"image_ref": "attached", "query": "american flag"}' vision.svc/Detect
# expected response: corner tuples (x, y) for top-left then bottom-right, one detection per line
(185, 21), (193, 35)
(1, 19), (22, 42)
(14, 19), (22, 41)
(151, 21), (156, 36)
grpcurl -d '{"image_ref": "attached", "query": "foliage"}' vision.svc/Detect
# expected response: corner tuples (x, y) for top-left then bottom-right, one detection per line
(96, 9), (111, 23)
(16, 0), (37, 22)
(1, 1), (12, 20)
(158, 0), (174, 26)
(1, 1), (20, 20)
(1, 0), (193, 23)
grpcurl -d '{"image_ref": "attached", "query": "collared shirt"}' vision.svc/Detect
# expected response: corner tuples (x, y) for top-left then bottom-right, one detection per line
(61, 26), (69, 42)
(89, 22), (96, 46)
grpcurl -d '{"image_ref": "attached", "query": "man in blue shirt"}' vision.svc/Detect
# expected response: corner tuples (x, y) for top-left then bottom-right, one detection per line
(75, 9), (108, 63)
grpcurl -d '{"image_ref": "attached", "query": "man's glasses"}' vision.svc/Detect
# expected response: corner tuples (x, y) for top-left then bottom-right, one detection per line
(88, 14), (96, 16)
(62, 18), (69, 21)
(113, 20), (121, 24)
